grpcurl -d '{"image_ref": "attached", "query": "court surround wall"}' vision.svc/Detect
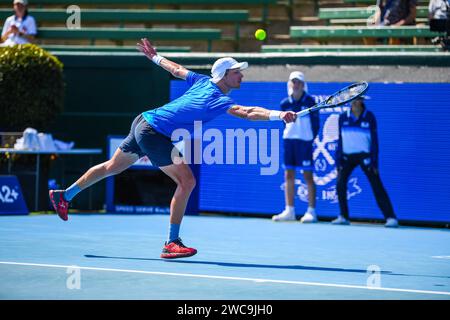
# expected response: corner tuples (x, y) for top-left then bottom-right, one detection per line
(49, 53), (450, 225)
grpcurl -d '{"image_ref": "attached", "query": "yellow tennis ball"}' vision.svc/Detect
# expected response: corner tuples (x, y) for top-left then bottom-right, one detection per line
(255, 29), (266, 41)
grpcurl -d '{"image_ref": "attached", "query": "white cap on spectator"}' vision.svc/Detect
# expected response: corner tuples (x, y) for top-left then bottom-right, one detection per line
(14, 0), (28, 5)
(211, 57), (248, 83)
(287, 71), (308, 94)
(289, 71), (305, 82)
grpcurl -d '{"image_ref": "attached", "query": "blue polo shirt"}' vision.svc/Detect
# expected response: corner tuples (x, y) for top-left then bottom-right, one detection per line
(142, 71), (235, 137)
(336, 108), (379, 166)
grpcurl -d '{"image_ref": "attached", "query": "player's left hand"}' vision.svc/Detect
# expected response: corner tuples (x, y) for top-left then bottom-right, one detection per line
(137, 38), (158, 60)
(280, 111), (297, 123)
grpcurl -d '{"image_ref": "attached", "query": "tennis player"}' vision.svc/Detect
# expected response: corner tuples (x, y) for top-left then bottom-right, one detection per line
(272, 71), (320, 223)
(332, 97), (398, 227)
(49, 38), (297, 259)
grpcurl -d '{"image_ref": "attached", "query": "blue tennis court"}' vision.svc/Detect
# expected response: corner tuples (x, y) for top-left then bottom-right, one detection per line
(1, 213), (449, 300)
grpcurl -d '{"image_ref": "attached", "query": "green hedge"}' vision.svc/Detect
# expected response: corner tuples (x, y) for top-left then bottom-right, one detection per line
(0, 44), (64, 131)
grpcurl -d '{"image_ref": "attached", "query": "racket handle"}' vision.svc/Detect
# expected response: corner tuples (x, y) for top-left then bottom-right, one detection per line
(297, 109), (311, 117)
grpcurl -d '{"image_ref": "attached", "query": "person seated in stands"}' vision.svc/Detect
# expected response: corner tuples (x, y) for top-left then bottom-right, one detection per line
(366, 0), (418, 45)
(1, 0), (37, 47)
(375, 0), (418, 26)
(428, 0), (449, 20)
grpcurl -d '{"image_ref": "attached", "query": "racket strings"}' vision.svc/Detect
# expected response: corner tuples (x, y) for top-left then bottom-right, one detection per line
(323, 114), (340, 141)
(325, 83), (367, 106)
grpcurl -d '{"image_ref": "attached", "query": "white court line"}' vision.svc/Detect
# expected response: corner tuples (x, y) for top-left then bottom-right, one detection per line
(1, 261), (450, 297)
(432, 256), (450, 260)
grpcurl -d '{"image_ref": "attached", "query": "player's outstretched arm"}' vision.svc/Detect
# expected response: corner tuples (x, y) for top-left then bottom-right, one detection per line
(228, 105), (296, 123)
(137, 38), (189, 80)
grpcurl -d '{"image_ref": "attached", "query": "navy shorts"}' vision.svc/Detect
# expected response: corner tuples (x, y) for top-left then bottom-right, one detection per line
(283, 139), (314, 171)
(119, 114), (182, 167)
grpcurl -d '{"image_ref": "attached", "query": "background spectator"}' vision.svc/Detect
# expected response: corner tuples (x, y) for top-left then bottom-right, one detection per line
(428, 0), (449, 19)
(376, 0), (418, 26)
(332, 97), (398, 228)
(272, 71), (320, 223)
(1, 0), (37, 46)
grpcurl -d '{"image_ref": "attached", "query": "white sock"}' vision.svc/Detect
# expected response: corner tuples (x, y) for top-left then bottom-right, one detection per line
(307, 207), (316, 215)
(285, 206), (295, 215)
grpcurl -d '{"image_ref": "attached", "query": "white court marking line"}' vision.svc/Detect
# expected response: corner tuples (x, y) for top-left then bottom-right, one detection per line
(432, 256), (450, 260)
(1, 261), (450, 297)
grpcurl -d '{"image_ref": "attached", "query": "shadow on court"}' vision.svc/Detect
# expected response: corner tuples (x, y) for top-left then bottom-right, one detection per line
(85, 254), (392, 275)
(84, 254), (450, 280)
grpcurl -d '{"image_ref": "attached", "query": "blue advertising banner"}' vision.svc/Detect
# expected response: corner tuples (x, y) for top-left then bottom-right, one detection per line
(0, 175), (29, 215)
(170, 81), (450, 224)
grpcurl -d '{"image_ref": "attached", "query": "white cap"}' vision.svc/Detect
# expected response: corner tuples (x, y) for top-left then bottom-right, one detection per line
(14, 0), (28, 5)
(211, 57), (248, 83)
(289, 71), (305, 82)
(287, 71), (308, 95)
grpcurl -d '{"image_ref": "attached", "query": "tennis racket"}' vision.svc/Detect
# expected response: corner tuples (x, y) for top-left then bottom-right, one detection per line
(297, 82), (369, 117)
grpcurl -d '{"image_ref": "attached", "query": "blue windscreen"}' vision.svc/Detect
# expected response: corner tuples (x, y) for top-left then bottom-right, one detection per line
(171, 80), (450, 223)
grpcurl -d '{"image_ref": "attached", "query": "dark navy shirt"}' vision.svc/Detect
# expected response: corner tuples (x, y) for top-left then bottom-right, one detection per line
(378, 0), (417, 25)
(336, 108), (379, 167)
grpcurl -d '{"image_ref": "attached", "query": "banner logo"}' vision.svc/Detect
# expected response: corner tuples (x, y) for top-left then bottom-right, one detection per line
(0, 176), (29, 215)
(0, 185), (19, 203)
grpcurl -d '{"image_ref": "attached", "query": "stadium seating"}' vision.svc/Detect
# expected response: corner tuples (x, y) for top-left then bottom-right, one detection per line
(40, 44), (191, 52)
(257, 0), (437, 52)
(0, 0), (280, 51)
(289, 26), (441, 43)
(0, 0), (441, 53)
(37, 27), (221, 51)
(319, 6), (429, 24)
(261, 44), (442, 52)
(0, 8), (248, 51)
(343, 0), (428, 4)
(0, 8), (249, 24)
(0, 0), (276, 24)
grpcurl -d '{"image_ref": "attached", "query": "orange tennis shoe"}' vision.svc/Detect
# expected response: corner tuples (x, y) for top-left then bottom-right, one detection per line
(161, 238), (197, 259)
(49, 190), (69, 221)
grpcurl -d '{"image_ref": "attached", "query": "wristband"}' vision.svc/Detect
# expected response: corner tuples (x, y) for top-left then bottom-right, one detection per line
(269, 110), (282, 121)
(151, 55), (164, 65)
